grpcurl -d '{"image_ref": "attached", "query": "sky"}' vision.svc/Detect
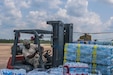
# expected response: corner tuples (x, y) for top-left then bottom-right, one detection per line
(0, 0), (113, 41)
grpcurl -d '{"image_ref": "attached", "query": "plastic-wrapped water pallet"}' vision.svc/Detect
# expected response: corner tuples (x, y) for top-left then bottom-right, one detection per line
(0, 67), (63, 75)
(0, 69), (26, 75)
(27, 67), (63, 75)
(63, 43), (113, 75)
(75, 41), (113, 46)
(63, 62), (89, 75)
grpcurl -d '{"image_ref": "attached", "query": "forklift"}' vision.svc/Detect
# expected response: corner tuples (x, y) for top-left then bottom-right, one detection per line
(7, 21), (73, 71)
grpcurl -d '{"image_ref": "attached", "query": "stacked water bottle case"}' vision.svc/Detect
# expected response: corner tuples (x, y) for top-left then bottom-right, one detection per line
(63, 43), (113, 75)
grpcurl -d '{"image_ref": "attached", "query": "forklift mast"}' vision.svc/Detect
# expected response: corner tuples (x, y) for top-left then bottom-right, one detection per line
(64, 23), (73, 43)
(47, 21), (73, 67)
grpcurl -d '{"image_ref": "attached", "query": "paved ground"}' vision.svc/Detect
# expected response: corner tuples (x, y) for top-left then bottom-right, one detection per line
(0, 43), (51, 69)
(0, 43), (12, 69)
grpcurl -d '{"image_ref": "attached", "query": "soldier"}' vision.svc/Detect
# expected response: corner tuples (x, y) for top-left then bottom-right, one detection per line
(22, 39), (40, 68)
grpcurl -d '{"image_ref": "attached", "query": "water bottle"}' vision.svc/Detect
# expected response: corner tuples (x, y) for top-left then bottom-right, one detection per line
(0, 69), (14, 75)
(14, 69), (26, 75)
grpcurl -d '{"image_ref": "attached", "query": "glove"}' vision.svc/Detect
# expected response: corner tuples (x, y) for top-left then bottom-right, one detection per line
(35, 47), (39, 53)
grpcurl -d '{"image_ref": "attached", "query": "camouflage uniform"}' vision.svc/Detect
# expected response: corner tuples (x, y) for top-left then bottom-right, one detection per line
(22, 40), (47, 68)
(22, 40), (40, 68)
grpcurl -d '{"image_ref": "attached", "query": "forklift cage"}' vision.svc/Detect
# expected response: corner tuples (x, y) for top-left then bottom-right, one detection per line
(12, 29), (52, 67)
